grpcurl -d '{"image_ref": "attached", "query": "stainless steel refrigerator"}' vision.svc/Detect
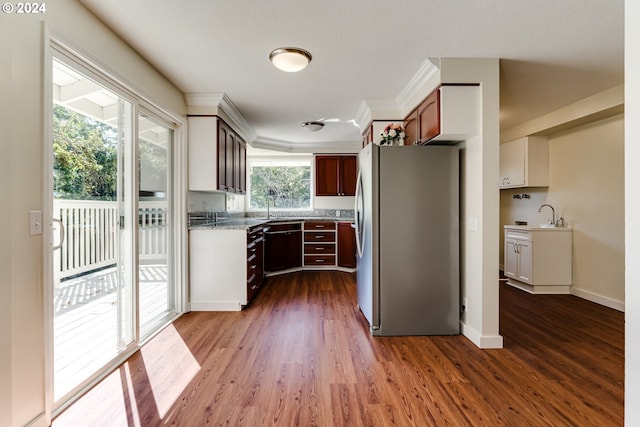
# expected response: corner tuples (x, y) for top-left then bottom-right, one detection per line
(354, 143), (459, 336)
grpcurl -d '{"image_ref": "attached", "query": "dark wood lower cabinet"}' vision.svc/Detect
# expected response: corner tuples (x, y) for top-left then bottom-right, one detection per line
(337, 222), (356, 268)
(265, 224), (302, 272)
(246, 226), (264, 301)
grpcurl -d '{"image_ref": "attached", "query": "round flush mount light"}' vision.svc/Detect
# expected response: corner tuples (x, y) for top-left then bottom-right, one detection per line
(302, 121), (324, 132)
(269, 47), (312, 72)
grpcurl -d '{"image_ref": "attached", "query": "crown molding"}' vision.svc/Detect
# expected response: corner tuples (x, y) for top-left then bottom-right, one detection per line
(395, 58), (440, 115)
(185, 93), (225, 107)
(251, 135), (360, 154)
(185, 59), (441, 152)
(355, 58), (441, 129)
(185, 92), (257, 142)
(354, 101), (371, 131)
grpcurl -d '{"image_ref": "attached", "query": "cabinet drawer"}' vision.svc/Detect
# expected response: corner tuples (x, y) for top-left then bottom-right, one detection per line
(247, 256), (259, 274)
(304, 221), (336, 230)
(304, 243), (335, 254)
(304, 255), (336, 266)
(266, 223), (302, 233)
(304, 232), (335, 242)
(505, 229), (532, 241)
(247, 226), (264, 243)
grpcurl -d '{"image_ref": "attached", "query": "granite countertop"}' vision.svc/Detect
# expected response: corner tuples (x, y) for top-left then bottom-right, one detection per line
(189, 217), (355, 231)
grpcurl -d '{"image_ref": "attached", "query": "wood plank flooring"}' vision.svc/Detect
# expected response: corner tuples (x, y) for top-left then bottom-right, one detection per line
(53, 271), (624, 426)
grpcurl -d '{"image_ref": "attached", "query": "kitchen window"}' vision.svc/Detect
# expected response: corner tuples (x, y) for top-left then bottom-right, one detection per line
(247, 158), (312, 211)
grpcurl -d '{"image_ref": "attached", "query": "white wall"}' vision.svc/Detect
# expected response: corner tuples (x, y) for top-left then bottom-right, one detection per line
(500, 114), (625, 310)
(0, 1), (186, 425)
(440, 58), (502, 348)
(625, 0), (640, 424)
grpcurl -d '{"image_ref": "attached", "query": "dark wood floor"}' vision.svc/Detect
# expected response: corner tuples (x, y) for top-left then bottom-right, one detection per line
(53, 271), (624, 426)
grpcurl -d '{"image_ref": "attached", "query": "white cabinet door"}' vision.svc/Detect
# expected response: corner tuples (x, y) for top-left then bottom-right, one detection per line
(504, 239), (519, 279)
(516, 240), (533, 284)
(499, 136), (549, 189)
(499, 138), (525, 187)
(188, 116), (219, 191)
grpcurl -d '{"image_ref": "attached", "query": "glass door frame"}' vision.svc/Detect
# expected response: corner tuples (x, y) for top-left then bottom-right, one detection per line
(43, 37), (188, 422)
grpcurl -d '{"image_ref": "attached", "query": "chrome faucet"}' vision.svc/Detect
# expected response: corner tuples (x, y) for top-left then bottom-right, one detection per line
(538, 204), (556, 226)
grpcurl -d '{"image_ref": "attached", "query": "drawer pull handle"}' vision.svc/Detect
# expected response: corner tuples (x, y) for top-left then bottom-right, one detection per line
(315, 259), (325, 263)
(315, 236), (324, 239)
(315, 247), (323, 251)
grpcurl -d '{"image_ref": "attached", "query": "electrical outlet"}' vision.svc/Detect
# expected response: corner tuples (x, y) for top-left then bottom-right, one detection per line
(335, 210), (341, 217)
(29, 210), (42, 235)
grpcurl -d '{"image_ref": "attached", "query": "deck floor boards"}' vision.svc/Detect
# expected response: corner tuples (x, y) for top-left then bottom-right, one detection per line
(54, 264), (169, 400)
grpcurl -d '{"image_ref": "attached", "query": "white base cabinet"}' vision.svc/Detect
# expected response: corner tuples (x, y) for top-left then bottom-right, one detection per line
(504, 226), (572, 294)
(189, 227), (264, 311)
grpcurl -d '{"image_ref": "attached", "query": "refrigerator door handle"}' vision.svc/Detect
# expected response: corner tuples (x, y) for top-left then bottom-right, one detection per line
(354, 170), (365, 259)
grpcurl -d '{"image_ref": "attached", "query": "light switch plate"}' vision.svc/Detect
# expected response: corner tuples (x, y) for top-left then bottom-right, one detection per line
(29, 210), (42, 235)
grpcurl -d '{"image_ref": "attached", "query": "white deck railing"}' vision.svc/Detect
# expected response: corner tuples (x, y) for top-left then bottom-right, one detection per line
(53, 200), (168, 283)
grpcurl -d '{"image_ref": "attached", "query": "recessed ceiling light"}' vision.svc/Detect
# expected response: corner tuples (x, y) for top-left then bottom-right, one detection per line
(302, 121), (324, 132)
(269, 47), (312, 72)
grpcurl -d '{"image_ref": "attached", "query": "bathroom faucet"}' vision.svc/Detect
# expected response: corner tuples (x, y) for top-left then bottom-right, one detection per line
(538, 204), (556, 226)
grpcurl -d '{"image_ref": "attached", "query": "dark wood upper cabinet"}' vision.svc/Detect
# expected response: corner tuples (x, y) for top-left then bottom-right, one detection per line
(362, 124), (372, 147)
(225, 127), (235, 191)
(215, 119), (246, 194)
(234, 137), (247, 194)
(417, 88), (441, 144)
(315, 156), (339, 196)
(403, 84), (480, 145)
(315, 155), (357, 196)
(403, 110), (418, 146)
(340, 156), (357, 196)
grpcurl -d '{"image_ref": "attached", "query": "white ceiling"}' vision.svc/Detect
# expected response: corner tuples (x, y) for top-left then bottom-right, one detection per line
(78, 0), (624, 150)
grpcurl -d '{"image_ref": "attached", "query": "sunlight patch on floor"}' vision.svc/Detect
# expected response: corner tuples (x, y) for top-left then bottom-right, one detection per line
(140, 324), (201, 418)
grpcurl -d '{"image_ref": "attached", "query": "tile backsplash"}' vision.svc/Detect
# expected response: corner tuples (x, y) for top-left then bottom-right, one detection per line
(187, 191), (226, 213)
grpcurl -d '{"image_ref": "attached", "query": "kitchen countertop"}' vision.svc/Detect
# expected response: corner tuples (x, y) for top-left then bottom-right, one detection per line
(504, 225), (572, 231)
(189, 217), (355, 231)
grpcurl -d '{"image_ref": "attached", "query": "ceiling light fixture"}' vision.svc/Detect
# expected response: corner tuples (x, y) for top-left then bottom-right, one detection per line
(269, 47), (312, 72)
(302, 121), (324, 132)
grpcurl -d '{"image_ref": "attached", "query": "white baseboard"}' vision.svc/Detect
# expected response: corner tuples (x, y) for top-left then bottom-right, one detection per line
(190, 301), (243, 311)
(571, 287), (625, 312)
(25, 412), (46, 427)
(460, 321), (504, 349)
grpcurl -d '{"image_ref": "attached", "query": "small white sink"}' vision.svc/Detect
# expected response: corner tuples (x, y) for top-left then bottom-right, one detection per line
(539, 224), (557, 228)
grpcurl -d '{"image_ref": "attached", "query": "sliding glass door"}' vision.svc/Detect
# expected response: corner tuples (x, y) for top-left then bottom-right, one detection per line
(137, 113), (174, 335)
(49, 52), (178, 410)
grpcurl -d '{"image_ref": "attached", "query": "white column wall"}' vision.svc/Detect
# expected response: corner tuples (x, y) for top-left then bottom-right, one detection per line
(625, 0), (640, 424)
(440, 58), (502, 348)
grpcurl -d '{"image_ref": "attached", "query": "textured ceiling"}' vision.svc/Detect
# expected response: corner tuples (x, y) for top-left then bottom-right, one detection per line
(78, 0), (624, 150)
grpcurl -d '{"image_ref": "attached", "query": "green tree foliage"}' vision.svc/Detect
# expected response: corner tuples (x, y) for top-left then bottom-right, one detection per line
(250, 166), (310, 209)
(52, 105), (118, 200)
